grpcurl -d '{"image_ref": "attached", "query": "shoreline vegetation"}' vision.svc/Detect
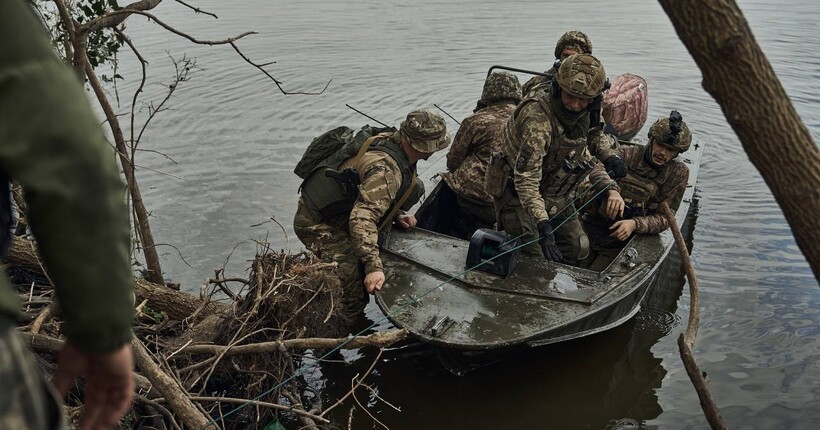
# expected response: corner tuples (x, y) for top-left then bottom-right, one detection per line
(6, 234), (407, 429)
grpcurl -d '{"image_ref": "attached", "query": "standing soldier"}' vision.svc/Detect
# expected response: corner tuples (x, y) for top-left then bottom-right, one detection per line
(294, 110), (450, 322)
(582, 111), (692, 270)
(522, 30), (594, 99)
(485, 53), (626, 266)
(1, 0), (135, 428)
(442, 71), (522, 237)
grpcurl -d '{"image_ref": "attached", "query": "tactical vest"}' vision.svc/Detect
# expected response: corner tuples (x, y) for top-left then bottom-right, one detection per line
(299, 133), (417, 232)
(617, 144), (673, 215)
(499, 98), (595, 200)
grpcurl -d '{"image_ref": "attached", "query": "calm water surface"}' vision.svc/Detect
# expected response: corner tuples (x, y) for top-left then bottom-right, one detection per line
(111, 0), (819, 428)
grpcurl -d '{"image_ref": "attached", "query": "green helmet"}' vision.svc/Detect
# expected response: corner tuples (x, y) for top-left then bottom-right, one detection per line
(555, 53), (607, 99)
(400, 109), (451, 153)
(554, 30), (593, 59)
(648, 110), (692, 152)
(481, 71), (522, 104)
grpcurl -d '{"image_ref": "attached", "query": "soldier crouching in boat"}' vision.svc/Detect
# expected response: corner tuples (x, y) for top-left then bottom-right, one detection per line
(485, 53), (626, 266)
(441, 71), (522, 237)
(294, 110), (450, 323)
(582, 111), (692, 271)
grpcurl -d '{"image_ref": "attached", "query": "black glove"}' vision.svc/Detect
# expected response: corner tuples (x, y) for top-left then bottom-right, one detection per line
(604, 155), (627, 179)
(537, 220), (563, 262)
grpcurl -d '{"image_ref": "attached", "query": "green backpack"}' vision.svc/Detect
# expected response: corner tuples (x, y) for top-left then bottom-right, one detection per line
(293, 125), (397, 179)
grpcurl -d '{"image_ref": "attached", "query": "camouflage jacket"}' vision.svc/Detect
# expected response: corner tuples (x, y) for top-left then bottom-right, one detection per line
(339, 150), (406, 274)
(442, 103), (516, 204)
(617, 144), (690, 234)
(504, 99), (617, 223)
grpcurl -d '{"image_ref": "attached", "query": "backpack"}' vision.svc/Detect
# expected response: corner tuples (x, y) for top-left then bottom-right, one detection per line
(293, 124), (397, 179)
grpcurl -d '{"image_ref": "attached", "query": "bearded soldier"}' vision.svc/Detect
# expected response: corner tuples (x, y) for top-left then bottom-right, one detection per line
(582, 111), (692, 270)
(294, 110), (450, 321)
(441, 71), (522, 236)
(485, 53), (626, 266)
(522, 30), (593, 99)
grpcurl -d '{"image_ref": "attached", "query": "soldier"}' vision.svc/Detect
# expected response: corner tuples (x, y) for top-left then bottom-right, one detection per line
(294, 110), (450, 321)
(485, 53), (626, 266)
(441, 71), (522, 237)
(1, 0), (135, 428)
(522, 30), (593, 99)
(582, 111), (692, 270)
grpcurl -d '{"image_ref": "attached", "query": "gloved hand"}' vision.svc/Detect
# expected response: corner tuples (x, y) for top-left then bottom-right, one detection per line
(604, 155), (627, 179)
(537, 220), (563, 262)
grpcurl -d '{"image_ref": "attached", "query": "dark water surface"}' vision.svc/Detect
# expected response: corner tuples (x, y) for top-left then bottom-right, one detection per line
(111, 0), (819, 428)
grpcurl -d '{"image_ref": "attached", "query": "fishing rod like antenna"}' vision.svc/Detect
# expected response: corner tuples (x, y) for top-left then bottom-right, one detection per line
(345, 103), (389, 128)
(487, 65), (551, 78)
(434, 103), (461, 126)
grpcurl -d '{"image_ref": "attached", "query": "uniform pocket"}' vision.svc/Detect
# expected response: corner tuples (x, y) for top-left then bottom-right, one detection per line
(485, 152), (510, 199)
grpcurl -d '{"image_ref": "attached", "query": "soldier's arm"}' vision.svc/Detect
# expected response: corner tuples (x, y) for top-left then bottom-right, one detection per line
(588, 160), (619, 195)
(446, 116), (476, 171)
(633, 163), (690, 234)
(349, 158), (403, 274)
(587, 126), (617, 162)
(0, 0), (133, 353)
(512, 103), (551, 223)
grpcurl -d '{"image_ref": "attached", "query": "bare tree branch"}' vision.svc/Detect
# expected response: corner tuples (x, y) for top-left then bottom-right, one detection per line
(174, 0), (218, 19)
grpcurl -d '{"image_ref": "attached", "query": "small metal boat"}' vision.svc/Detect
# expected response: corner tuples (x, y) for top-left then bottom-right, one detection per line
(375, 141), (702, 351)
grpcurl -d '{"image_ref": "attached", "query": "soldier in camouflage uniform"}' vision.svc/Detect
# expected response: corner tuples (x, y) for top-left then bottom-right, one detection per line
(485, 54), (626, 266)
(294, 110), (450, 322)
(441, 71), (522, 237)
(582, 111), (692, 270)
(1, 1), (135, 428)
(522, 30), (593, 99)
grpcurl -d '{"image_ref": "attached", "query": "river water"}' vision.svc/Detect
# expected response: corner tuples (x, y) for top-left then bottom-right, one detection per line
(109, 0), (819, 428)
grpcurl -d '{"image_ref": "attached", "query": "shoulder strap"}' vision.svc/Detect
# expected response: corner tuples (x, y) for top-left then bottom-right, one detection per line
(379, 173), (417, 232)
(353, 132), (392, 167)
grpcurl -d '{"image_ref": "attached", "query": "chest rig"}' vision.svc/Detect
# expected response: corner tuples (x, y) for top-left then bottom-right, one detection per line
(618, 145), (672, 215)
(537, 100), (594, 200)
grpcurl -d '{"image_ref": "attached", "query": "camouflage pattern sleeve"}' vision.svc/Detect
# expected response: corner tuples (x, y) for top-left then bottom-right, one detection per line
(511, 102), (551, 223)
(348, 152), (403, 274)
(587, 160), (619, 195)
(446, 115), (478, 172)
(587, 125), (617, 161)
(633, 161), (690, 234)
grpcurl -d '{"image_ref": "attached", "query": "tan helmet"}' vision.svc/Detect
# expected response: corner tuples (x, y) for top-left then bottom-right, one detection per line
(400, 109), (451, 153)
(481, 71), (523, 104)
(648, 110), (692, 152)
(554, 30), (593, 59)
(554, 53), (607, 99)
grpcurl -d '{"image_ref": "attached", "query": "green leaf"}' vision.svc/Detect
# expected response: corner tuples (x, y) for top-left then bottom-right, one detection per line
(263, 420), (287, 430)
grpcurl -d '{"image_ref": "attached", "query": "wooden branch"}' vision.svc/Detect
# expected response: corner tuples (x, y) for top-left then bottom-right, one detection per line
(80, 0), (164, 34)
(321, 349), (384, 418)
(174, 0), (218, 19)
(180, 329), (408, 356)
(177, 396), (330, 424)
(132, 337), (213, 429)
(30, 303), (54, 335)
(659, 0), (820, 279)
(86, 9), (255, 45)
(661, 202), (727, 429)
(83, 56), (164, 284)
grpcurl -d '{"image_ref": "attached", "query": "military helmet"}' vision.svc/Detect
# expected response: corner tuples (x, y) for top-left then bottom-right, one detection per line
(554, 53), (607, 99)
(400, 109), (451, 153)
(554, 30), (593, 60)
(481, 71), (523, 104)
(648, 110), (692, 152)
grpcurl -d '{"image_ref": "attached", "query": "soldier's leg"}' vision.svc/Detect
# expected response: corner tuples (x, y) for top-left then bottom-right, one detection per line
(294, 203), (367, 321)
(0, 317), (65, 430)
(554, 214), (591, 266)
(493, 191), (541, 256)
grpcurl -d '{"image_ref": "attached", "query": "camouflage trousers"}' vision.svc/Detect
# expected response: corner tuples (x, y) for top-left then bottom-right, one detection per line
(0, 316), (65, 430)
(494, 185), (590, 265)
(453, 193), (496, 239)
(293, 200), (368, 322)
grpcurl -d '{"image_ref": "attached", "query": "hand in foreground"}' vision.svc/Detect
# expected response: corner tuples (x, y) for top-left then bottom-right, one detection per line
(54, 341), (134, 430)
(609, 219), (637, 241)
(537, 219), (563, 262)
(364, 271), (386, 293)
(605, 190), (625, 220)
(396, 214), (417, 229)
